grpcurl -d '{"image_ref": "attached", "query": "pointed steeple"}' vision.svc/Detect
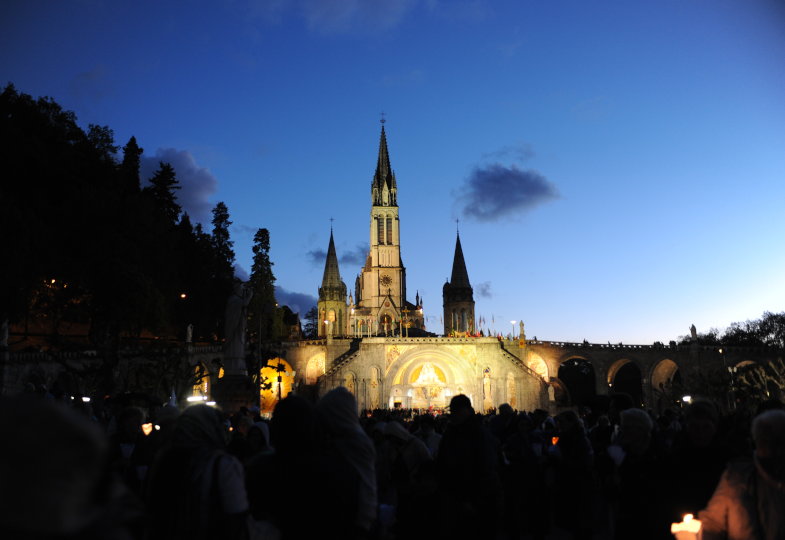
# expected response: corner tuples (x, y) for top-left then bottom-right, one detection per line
(319, 230), (347, 301)
(443, 231), (475, 335)
(449, 233), (471, 288)
(372, 125), (397, 206)
(322, 230), (342, 287)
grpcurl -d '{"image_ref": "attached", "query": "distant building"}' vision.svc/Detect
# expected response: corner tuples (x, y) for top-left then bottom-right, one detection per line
(291, 124), (545, 411)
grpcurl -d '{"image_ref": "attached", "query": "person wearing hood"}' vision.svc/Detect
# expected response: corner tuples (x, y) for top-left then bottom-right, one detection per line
(145, 404), (251, 540)
(316, 387), (377, 538)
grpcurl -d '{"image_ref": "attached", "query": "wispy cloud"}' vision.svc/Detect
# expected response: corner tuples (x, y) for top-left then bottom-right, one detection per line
(476, 281), (492, 298)
(140, 148), (218, 224)
(307, 243), (368, 268)
(307, 248), (327, 267)
(456, 163), (559, 222)
(275, 287), (317, 316)
(340, 244), (368, 266)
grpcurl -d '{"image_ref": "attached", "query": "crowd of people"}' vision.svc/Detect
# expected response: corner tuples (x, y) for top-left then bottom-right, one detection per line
(0, 386), (783, 540)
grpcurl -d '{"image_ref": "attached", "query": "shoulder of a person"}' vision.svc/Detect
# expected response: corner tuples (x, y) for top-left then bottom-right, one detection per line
(722, 459), (755, 485)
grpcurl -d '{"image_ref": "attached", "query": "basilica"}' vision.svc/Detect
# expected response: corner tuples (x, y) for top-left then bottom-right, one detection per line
(283, 124), (549, 412)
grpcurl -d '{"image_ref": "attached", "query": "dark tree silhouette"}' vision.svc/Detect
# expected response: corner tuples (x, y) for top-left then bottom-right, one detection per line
(144, 161), (181, 224)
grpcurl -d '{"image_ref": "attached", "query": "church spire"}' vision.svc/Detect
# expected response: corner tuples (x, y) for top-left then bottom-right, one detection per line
(372, 124), (397, 206)
(318, 228), (348, 337)
(449, 233), (471, 288)
(321, 229), (343, 291)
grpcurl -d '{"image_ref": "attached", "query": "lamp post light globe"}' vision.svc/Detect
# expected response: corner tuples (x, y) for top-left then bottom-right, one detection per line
(511, 320), (517, 340)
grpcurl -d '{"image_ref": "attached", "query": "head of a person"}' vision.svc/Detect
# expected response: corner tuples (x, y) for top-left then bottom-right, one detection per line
(498, 403), (514, 417)
(234, 414), (254, 436)
(448, 394), (474, 424)
(271, 395), (314, 455)
(317, 386), (360, 437)
(556, 410), (583, 437)
(752, 409), (785, 462)
(155, 404), (180, 433)
(0, 396), (108, 536)
(172, 404), (228, 450)
(608, 393), (634, 425)
(116, 406), (145, 442)
(618, 408), (653, 456)
(684, 399), (719, 448)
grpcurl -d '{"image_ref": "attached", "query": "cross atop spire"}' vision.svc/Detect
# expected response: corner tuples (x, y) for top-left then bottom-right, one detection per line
(371, 122), (397, 206)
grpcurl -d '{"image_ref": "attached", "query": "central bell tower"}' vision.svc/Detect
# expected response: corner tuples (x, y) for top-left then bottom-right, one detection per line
(356, 123), (406, 323)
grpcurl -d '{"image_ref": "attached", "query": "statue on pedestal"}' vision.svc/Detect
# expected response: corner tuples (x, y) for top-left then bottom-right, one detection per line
(214, 282), (256, 414)
(690, 324), (698, 341)
(223, 282), (253, 375)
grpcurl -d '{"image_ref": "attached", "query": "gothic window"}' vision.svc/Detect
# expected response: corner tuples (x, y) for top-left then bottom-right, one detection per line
(377, 217), (384, 245)
(461, 309), (467, 332)
(386, 217), (392, 244)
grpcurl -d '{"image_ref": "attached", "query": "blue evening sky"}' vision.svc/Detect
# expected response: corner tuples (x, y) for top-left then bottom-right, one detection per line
(2, 0), (784, 343)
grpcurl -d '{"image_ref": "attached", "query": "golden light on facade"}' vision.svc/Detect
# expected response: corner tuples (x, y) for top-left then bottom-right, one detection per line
(259, 358), (295, 413)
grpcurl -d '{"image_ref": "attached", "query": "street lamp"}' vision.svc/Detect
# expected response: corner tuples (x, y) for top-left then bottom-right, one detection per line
(511, 320), (517, 340)
(324, 320), (329, 338)
(277, 362), (284, 402)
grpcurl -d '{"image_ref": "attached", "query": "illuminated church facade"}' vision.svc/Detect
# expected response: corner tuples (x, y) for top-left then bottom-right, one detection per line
(284, 124), (549, 411)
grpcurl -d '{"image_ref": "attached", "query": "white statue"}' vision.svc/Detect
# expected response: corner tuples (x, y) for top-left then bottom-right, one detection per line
(519, 321), (526, 341)
(186, 323), (193, 343)
(224, 282), (253, 373)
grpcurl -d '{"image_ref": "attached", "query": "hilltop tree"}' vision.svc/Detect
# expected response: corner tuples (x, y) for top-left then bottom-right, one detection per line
(211, 202), (235, 277)
(208, 202), (236, 338)
(119, 136), (143, 192)
(248, 228), (278, 343)
(144, 162), (181, 224)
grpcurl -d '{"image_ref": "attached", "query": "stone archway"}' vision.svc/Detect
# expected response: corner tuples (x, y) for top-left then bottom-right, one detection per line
(557, 356), (596, 407)
(305, 352), (326, 385)
(260, 358), (295, 413)
(650, 359), (681, 412)
(607, 359), (643, 406)
(387, 346), (476, 409)
(527, 352), (549, 381)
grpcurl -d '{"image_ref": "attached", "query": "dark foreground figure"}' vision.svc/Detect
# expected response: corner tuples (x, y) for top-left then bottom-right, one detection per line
(1, 391), (784, 540)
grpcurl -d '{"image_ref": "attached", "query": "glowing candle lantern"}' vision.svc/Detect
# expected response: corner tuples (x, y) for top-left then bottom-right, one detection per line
(670, 513), (701, 540)
(141, 423), (153, 436)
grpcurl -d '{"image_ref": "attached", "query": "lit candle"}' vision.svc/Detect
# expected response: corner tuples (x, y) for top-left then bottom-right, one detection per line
(671, 513), (701, 540)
